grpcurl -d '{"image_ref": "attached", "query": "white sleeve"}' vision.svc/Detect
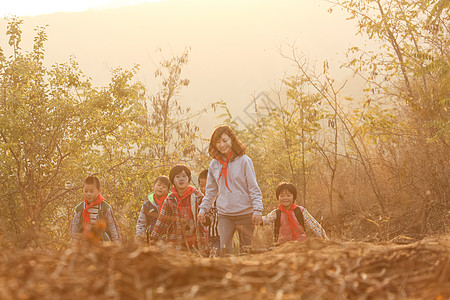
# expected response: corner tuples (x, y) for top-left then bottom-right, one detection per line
(302, 208), (328, 240)
(244, 156), (263, 213)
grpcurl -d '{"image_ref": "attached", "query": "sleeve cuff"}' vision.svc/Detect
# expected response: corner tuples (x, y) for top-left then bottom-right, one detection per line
(253, 210), (262, 216)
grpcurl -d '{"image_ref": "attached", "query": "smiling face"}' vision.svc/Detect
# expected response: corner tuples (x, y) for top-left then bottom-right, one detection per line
(83, 183), (100, 204)
(215, 133), (232, 156)
(173, 170), (190, 193)
(278, 189), (294, 209)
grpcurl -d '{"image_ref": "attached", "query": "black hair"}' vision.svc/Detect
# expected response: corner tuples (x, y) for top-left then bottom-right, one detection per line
(275, 182), (297, 201)
(169, 165), (191, 185)
(154, 175), (171, 189)
(84, 176), (101, 190)
(208, 125), (245, 160)
(198, 169), (208, 184)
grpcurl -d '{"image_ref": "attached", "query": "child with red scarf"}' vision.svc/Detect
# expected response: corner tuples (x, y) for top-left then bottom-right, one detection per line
(136, 175), (171, 243)
(197, 125), (263, 254)
(71, 176), (121, 245)
(260, 182), (328, 244)
(198, 169), (220, 253)
(150, 165), (211, 256)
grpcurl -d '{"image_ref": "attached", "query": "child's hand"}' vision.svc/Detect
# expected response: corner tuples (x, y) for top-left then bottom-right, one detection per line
(252, 214), (262, 226)
(197, 212), (206, 223)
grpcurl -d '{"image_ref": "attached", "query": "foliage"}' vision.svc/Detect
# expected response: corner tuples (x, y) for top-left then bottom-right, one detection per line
(0, 17), (149, 248)
(328, 0), (449, 236)
(142, 48), (205, 171)
(241, 0), (449, 238)
(1, 0), (449, 249)
(0, 18), (215, 248)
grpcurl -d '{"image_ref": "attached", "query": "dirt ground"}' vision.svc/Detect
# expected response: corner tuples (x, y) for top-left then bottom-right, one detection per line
(0, 235), (449, 300)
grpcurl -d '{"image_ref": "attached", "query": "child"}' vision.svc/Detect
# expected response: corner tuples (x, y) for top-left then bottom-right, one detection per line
(261, 182), (328, 244)
(198, 125), (263, 254)
(150, 165), (211, 255)
(71, 176), (121, 245)
(136, 175), (171, 243)
(198, 169), (220, 251)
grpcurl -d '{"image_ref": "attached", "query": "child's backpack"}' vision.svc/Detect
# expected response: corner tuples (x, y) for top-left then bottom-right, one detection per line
(274, 206), (305, 242)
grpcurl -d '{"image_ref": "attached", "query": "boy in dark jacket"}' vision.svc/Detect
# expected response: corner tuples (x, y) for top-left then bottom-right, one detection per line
(136, 176), (171, 242)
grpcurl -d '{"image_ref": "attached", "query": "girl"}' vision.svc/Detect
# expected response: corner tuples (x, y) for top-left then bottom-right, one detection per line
(198, 125), (263, 254)
(261, 182), (328, 244)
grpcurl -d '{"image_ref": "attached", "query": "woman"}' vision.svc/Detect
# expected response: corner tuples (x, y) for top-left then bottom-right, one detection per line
(197, 125), (263, 254)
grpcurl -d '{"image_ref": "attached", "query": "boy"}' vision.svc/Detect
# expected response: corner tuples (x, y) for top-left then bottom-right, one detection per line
(136, 175), (171, 242)
(260, 182), (328, 244)
(71, 176), (120, 245)
(198, 169), (220, 251)
(150, 165), (211, 256)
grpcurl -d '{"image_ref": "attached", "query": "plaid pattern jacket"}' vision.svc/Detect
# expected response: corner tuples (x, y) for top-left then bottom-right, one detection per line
(150, 187), (211, 256)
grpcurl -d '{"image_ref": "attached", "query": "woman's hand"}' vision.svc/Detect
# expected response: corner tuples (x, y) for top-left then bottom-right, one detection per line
(252, 214), (262, 226)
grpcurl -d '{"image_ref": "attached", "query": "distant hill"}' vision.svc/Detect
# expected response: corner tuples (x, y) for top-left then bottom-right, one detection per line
(0, 0), (365, 134)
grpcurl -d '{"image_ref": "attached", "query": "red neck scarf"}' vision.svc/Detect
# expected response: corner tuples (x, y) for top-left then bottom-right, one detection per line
(217, 151), (233, 192)
(278, 203), (299, 240)
(82, 194), (105, 234)
(154, 193), (168, 213)
(172, 186), (195, 219)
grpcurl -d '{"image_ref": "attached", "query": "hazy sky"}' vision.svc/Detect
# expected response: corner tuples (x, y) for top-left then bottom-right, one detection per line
(0, 0), (367, 136)
(1, 0), (164, 17)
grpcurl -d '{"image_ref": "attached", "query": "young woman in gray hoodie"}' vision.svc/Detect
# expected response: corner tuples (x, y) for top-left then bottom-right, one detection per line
(197, 125), (263, 254)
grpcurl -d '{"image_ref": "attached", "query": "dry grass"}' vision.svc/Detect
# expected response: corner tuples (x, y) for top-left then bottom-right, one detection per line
(0, 235), (449, 300)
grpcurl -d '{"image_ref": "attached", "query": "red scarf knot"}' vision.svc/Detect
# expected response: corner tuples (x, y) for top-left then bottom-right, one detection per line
(217, 151), (233, 192)
(172, 186), (195, 219)
(82, 194), (105, 235)
(278, 203), (299, 240)
(154, 193), (168, 213)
